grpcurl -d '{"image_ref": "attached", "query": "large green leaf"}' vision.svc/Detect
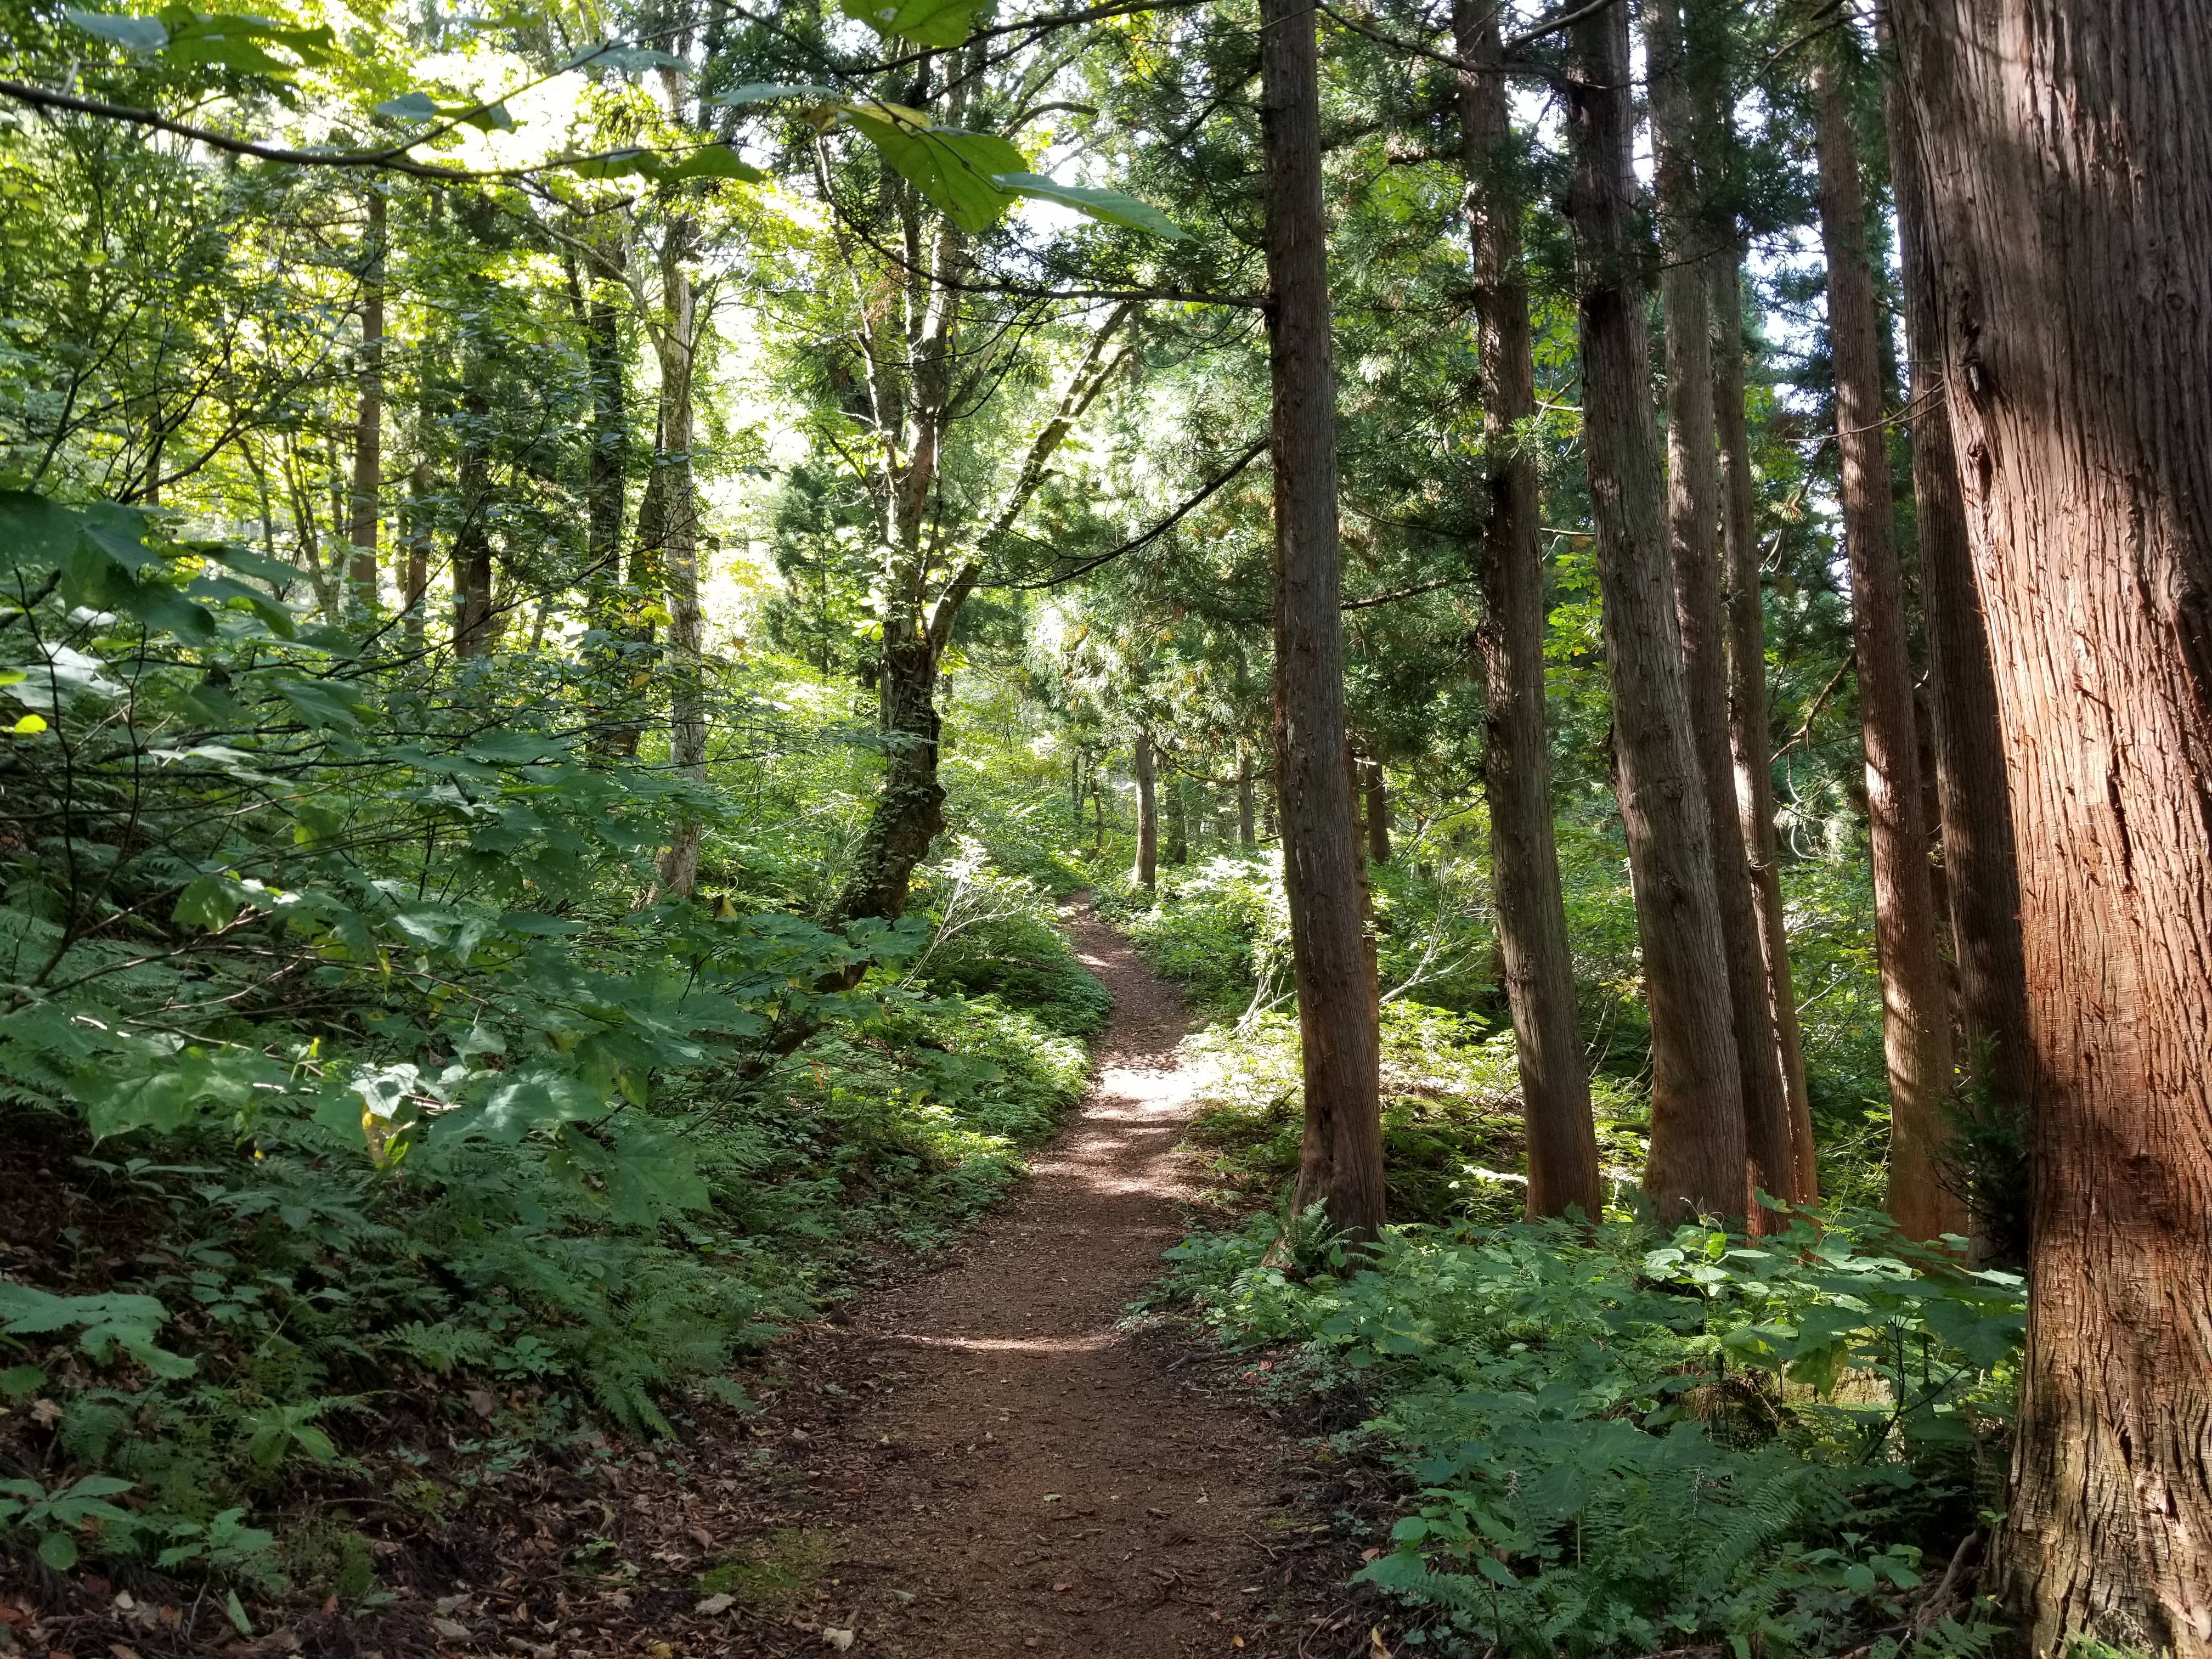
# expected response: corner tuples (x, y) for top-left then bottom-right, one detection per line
(710, 82), (846, 107)
(61, 8), (166, 50)
(838, 0), (993, 47)
(992, 172), (1188, 239)
(843, 112), (1026, 235)
(0, 489), (83, 575)
(663, 143), (768, 184)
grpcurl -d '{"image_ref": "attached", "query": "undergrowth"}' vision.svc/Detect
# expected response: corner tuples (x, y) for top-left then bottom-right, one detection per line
(0, 492), (1105, 1602)
(1165, 1211), (2021, 1658)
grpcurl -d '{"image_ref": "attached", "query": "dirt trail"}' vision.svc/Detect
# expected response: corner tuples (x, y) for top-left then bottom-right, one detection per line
(814, 899), (1282, 1657)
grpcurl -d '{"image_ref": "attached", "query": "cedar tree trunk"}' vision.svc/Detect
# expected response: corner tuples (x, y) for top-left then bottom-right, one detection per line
(1880, 25), (2033, 1260)
(1892, 2), (2212, 1646)
(1565, 0), (1746, 1222)
(1647, 0), (1795, 1224)
(1458, 0), (1601, 1222)
(656, 222), (707, 898)
(1712, 250), (1819, 1203)
(1260, 0), (1386, 1243)
(1812, 55), (1962, 1240)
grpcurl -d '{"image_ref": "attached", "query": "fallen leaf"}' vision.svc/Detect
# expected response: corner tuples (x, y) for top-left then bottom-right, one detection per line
(1052, 1582), (1072, 1592)
(109, 1644), (144, 1659)
(690, 1527), (715, 1551)
(1360, 1547), (1383, 1562)
(823, 1630), (855, 1652)
(695, 1593), (736, 1616)
(1232, 1639), (1245, 1650)
(1370, 1628), (1395, 1658)
(430, 1617), (471, 1641)
(1041, 1493), (1061, 1503)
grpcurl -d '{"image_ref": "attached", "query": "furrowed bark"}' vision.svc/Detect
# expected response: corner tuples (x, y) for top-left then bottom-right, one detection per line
(1564, 0), (1745, 1222)
(1712, 249), (1819, 1203)
(1260, 0), (1386, 1244)
(1878, 16), (2033, 1260)
(1457, 0), (1601, 1223)
(346, 190), (385, 612)
(1811, 54), (1961, 1242)
(1891, 2), (2212, 1645)
(1647, 0), (1793, 1225)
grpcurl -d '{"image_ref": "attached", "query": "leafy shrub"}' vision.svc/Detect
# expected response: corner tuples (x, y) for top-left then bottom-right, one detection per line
(1165, 1211), (2021, 1658)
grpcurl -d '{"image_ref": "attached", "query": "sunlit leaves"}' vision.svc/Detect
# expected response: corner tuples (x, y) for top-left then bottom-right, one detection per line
(843, 109), (1029, 234)
(992, 172), (1187, 238)
(837, 0), (995, 47)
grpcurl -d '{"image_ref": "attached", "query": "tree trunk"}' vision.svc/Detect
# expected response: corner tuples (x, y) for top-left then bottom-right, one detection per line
(656, 223), (707, 899)
(1260, 0), (1386, 1244)
(401, 460), (431, 654)
(1564, 0), (1746, 1223)
(1879, 20), (2033, 1262)
(1712, 250), (1820, 1204)
(1237, 743), (1257, 848)
(450, 384), (495, 659)
(347, 190), (385, 613)
(1812, 55), (1961, 1242)
(1361, 759), (1390, 864)
(1646, 0), (1794, 1227)
(1132, 728), (1158, 890)
(1165, 768), (1189, 865)
(1458, 0), (1602, 1223)
(1891, 3), (2212, 1645)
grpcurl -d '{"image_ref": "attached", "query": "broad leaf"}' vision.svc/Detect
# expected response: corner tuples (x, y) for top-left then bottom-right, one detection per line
(842, 112), (1026, 235)
(711, 81), (845, 106)
(374, 91), (439, 121)
(838, 0), (993, 48)
(63, 8), (167, 50)
(993, 172), (1187, 238)
(565, 148), (667, 182)
(663, 143), (767, 184)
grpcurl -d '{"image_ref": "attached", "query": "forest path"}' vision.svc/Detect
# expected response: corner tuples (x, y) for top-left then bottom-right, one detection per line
(811, 898), (1284, 1657)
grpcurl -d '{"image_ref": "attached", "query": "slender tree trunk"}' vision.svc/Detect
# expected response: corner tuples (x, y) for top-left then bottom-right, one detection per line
(1712, 250), (1820, 1203)
(1237, 743), (1257, 848)
(450, 382), (494, 659)
(1132, 728), (1158, 890)
(1165, 769), (1189, 865)
(656, 223), (708, 898)
(1880, 21), (2033, 1261)
(1647, 0), (1794, 1226)
(347, 191), (385, 612)
(1458, 0), (1602, 1223)
(1565, 0), (1746, 1223)
(1892, 3), (2212, 1644)
(1812, 55), (1961, 1241)
(1361, 759), (1390, 864)
(1261, 0), (1385, 1243)
(401, 460), (431, 654)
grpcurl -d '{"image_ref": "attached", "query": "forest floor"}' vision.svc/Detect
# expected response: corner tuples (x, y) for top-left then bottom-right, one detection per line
(4, 904), (1398, 1659)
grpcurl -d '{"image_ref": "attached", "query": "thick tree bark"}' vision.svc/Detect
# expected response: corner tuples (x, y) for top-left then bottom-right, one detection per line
(1712, 250), (1819, 1204)
(1260, 0), (1385, 1244)
(1457, 0), (1601, 1223)
(1165, 769), (1190, 865)
(1564, 0), (1745, 1223)
(1811, 56), (1961, 1242)
(1647, 0), (1793, 1226)
(1891, 3), (2212, 1647)
(346, 191), (385, 612)
(1237, 743), (1256, 849)
(1132, 729), (1159, 890)
(1879, 26), (2033, 1260)
(656, 223), (707, 898)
